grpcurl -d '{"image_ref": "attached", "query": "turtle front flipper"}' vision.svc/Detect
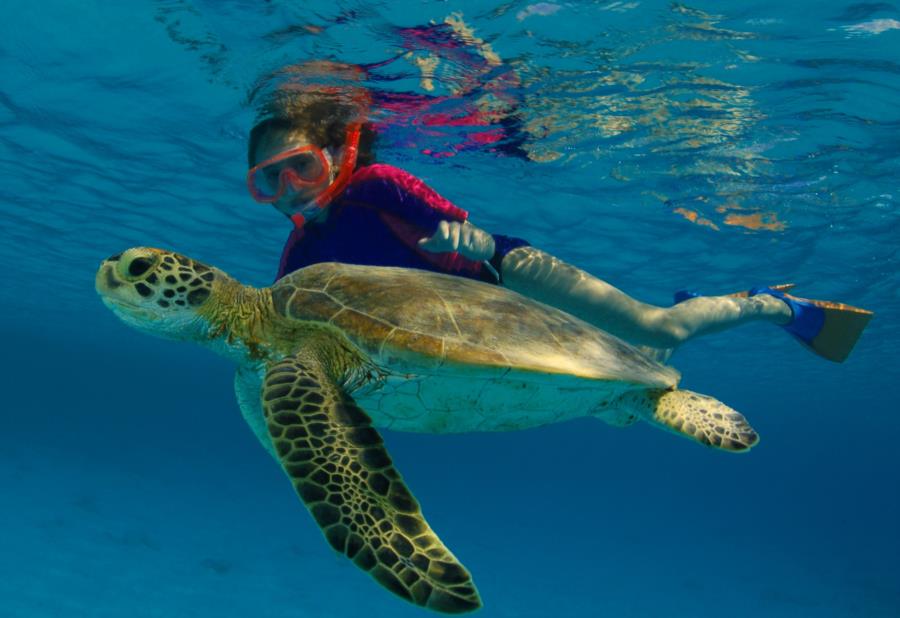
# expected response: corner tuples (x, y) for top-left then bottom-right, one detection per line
(262, 355), (481, 614)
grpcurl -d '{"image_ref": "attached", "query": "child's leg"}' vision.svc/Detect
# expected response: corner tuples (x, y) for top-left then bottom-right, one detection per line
(500, 246), (798, 349)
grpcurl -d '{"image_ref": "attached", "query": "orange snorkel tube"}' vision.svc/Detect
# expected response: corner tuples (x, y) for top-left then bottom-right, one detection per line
(290, 122), (362, 229)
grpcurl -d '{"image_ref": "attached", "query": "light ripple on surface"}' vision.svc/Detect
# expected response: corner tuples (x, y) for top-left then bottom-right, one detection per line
(0, 0), (897, 353)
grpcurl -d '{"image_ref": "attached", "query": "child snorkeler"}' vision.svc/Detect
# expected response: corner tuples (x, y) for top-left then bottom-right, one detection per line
(246, 61), (872, 362)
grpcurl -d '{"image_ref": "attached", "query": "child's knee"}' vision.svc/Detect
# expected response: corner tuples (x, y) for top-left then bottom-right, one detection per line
(639, 309), (689, 347)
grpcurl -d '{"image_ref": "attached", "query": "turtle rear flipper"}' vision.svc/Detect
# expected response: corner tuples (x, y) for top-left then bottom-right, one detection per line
(262, 354), (481, 614)
(617, 389), (759, 452)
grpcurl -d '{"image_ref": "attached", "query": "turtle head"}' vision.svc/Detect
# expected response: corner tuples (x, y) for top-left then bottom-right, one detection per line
(96, 247), (224, 341)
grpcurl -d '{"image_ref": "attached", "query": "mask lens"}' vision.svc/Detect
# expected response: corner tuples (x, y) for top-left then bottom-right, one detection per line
(248, 147), (329, 202)
(249, 165), (282, 199)
(280, 150), (326, 183)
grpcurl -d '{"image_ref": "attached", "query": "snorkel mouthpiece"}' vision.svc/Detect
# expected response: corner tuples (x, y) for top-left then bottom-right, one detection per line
(291, 123), (362, 229)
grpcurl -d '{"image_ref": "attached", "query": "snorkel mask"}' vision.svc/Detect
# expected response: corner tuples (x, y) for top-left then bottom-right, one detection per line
(247, 60), (373, 228)
(247, 122), (362, 228)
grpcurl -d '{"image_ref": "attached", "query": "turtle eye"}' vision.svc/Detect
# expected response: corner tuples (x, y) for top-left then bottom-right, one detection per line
(116, 249), (161, 283)
(129, 257), (154, 277)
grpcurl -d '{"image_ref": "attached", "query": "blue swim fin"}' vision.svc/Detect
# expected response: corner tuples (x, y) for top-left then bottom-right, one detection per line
(673, 289), (701, 304)
(673, 284), (870, 361)
(749, 287), (873, 363)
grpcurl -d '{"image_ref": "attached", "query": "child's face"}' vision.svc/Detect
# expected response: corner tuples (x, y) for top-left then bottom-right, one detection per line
(252, 127), (336, 222)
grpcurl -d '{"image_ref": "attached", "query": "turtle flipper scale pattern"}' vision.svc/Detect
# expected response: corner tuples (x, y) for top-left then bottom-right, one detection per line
(615, 389), (759, 452)
(262, 355), (482, 614)
(649, 389), (759, 452)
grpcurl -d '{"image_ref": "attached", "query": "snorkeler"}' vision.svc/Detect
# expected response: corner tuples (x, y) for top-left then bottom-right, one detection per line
(246, 62), (871, 363)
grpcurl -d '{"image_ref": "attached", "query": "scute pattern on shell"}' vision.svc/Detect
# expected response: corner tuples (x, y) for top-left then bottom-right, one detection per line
(270, 262), (679, 387)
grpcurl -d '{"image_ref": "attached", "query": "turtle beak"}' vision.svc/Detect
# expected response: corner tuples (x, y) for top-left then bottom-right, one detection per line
(95, 259), (159, 327)
(96, 258), (126, 300)
(96, 259), (124, 293)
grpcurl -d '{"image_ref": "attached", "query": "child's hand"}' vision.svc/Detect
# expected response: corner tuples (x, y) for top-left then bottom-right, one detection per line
(418, 220), (495, 261)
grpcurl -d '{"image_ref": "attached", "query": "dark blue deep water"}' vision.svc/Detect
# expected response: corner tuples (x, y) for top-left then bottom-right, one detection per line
(2, 1), (898, 616)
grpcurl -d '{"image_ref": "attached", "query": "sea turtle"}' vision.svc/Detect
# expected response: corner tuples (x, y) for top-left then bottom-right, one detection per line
(95, 247), (759, 613)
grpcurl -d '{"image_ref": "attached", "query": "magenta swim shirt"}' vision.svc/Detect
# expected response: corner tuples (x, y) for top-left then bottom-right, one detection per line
(275, 164), (529, 283)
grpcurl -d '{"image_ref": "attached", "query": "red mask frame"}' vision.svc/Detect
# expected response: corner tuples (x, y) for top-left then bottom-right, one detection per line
(247, 123), (362, 228)
(247, 145), (331, 204)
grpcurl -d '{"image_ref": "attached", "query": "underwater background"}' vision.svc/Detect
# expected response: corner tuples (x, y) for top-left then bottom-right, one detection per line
(1, 1), (898, 616)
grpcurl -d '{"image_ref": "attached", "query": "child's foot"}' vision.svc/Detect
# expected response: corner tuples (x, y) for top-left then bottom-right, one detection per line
(673, 284), (872, 362)
(673, 283), (796, 305)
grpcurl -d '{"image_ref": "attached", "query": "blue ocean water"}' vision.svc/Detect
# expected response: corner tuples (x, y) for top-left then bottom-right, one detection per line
(1, 1), (898, 616)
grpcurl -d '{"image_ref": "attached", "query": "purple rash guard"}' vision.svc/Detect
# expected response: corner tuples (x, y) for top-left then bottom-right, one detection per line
(276, 163), (529, 283)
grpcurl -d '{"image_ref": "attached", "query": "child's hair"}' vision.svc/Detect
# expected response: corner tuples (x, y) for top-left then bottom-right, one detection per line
(247, 62), (377, 168)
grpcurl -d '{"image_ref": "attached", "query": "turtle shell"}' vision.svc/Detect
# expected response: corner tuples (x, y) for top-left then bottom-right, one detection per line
(270, 262), (679, 388)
